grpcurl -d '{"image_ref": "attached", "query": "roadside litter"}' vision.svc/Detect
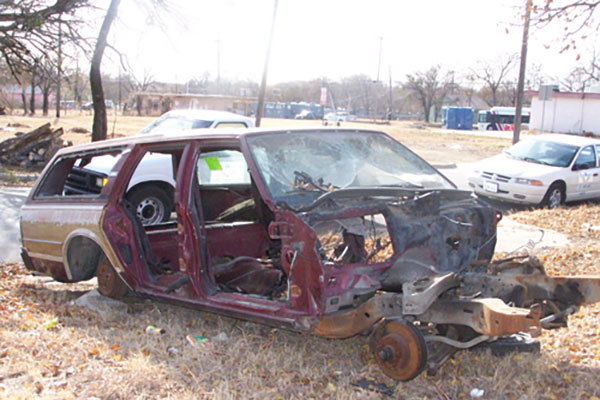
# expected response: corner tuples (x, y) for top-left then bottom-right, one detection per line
(145, 325), (165, 335)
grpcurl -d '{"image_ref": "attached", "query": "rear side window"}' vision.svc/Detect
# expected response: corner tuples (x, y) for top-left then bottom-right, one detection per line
(139, 117), (213, 135)
(574, 145), (596, 169)
(215, 122), (248, 128)
(35, 149), (124, 199)
(196, 150), (250, 186)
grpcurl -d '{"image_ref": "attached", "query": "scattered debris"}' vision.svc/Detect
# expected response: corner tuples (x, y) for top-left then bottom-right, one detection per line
(351, 378), (395, 397)
(186, 335), (209, 347)
(470, 388), (485, 398)
(145, 325), (165, 335)
(6, 122), (31, 129)
(69, 127), (90, 134)
(0, 123), (67, 169)
(41, 318), (59, 330)
(73, 289), (128, 317)
(475, 332), (541, 356)
(212, 332), (228, 342)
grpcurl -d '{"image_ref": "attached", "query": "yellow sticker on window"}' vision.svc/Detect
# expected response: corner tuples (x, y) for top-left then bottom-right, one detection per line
(204, 157), (222, 171)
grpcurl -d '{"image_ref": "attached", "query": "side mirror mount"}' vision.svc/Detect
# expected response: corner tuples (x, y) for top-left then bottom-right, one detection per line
(573, 163), (590, 171)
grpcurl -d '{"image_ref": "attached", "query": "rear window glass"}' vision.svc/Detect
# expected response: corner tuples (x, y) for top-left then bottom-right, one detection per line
(35, 149), (124, 199)
(215, 122), (248, 128)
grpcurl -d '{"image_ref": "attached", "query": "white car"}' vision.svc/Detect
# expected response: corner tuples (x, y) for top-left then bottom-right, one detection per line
(138, 109), (253, 134)
(66, 110), (254, 225)
(323, 111), (356, 125)
(468, 134), (600, 208)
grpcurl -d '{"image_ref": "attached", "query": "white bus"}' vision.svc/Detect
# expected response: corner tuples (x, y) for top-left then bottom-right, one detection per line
(477, 106), (530, 131)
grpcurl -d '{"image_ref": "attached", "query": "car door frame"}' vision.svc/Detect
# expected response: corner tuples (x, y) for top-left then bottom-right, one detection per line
(570, 144), (599, 200)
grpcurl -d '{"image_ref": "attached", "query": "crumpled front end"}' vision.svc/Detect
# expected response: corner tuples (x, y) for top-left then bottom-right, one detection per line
(304, 190), (600, 381)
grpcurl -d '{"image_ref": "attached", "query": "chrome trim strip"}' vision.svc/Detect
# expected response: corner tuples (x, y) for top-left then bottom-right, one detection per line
(26, 252), (63, 263)
(21, 204), (105, 211)
(22, 238), (63, 245)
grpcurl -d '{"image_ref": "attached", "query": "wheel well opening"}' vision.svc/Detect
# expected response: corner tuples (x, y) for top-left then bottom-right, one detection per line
(553, 180), (566, 191)
(66, 236), (104, 282)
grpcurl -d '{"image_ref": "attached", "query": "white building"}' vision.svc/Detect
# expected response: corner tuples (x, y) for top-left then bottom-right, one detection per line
(528, 90), (600, 136)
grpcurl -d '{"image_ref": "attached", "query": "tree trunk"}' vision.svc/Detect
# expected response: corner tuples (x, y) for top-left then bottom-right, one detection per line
(90, 0), (121, 142)
(21, 84), (28, 115)
(423, 104), (431, 123)
(30, 66), (36, 115)
(136, 94), (142, 116)
(42, 85), (49, 116)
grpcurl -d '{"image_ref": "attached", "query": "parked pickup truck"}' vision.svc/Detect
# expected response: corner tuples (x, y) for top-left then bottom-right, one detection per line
(20, 127), (600, 381)
(64, 109), (254, 225)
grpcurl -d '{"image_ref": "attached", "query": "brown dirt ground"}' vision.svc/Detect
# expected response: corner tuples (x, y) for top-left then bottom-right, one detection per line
(0, 113), (512, 167)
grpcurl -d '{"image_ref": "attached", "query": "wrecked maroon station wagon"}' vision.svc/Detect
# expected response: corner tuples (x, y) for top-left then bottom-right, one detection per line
(20, 128), (600, 380)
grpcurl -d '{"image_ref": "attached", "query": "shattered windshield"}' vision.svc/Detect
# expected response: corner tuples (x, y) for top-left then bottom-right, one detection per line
(247, 131), (453, 207)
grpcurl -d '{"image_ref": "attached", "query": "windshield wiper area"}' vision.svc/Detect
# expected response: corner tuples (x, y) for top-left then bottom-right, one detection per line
(386, 181), (424, 189)
(521, 156), (544, 165)
(290, 170), (337, 193)
(278, 186), (431, 213)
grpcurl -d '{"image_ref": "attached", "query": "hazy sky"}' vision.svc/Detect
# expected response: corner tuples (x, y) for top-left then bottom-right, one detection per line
(100, 0), (595, 85)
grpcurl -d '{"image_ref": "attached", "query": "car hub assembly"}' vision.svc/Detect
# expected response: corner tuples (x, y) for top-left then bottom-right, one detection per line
(370, 320), (428, 381)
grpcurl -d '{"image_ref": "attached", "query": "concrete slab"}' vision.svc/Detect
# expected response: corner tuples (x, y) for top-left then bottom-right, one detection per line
(0, 188), (29, 264)
(496, 217), (569, 253)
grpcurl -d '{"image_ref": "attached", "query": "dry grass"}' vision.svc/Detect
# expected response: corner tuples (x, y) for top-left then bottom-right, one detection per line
(0, 113), (514, 166)
(2, 240), (600, 399)
(2, 113), (598, 398)
(512, 202), (600, 242)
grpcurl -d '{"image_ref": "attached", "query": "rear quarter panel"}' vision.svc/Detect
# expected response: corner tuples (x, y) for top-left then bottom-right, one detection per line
(20, 199), (107, 280)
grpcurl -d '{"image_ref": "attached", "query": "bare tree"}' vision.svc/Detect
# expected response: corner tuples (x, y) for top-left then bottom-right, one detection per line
(532, 0), (600, 46)
(578, 48), (600, 82)
(0, 0), (88, 81)
(561, 50), (600, 91)
(130, 69), (155, 116)
(90, 0), (121, 142)
(470, 55), (518, 106)
(90, 0), (175, 140)
(525, 63), (546, 90)
(404, 66), (454, 123)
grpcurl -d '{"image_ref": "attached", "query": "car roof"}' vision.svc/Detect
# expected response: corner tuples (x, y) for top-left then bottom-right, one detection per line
(526, 133), (600, 147)
(53, 127), (385, 156)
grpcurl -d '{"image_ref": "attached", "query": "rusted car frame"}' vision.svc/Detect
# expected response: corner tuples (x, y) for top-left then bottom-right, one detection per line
(20, 128), (600, 381)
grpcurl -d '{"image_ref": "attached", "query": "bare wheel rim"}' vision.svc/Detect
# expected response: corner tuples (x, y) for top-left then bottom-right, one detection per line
(96, 258), (127, 299)
(372, 321), (428, 381)
(548, 188), (562, 209)
(136, 196), (165, 225)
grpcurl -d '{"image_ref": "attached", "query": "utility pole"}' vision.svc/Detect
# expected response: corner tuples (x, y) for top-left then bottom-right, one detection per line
(118, 66), (122, 112)
(376, 37), (383, 82)
(373, 37), (383, 122)
(216, 36), (221, 94)
(255, 0), (278, 127)
(56, 15), (62, 118)
(74, 57), (80, 107)
(513, 0), (532, 144)
(388, 65), (393, 120)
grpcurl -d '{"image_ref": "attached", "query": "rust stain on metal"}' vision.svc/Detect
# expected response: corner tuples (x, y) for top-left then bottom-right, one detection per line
(313, 296), (382, 339)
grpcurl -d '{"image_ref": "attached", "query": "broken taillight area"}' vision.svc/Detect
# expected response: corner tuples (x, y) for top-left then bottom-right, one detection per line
(314, 214), (394, 265)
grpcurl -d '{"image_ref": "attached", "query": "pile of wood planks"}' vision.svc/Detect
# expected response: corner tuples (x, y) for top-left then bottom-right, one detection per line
(0, 123), (66, 169)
